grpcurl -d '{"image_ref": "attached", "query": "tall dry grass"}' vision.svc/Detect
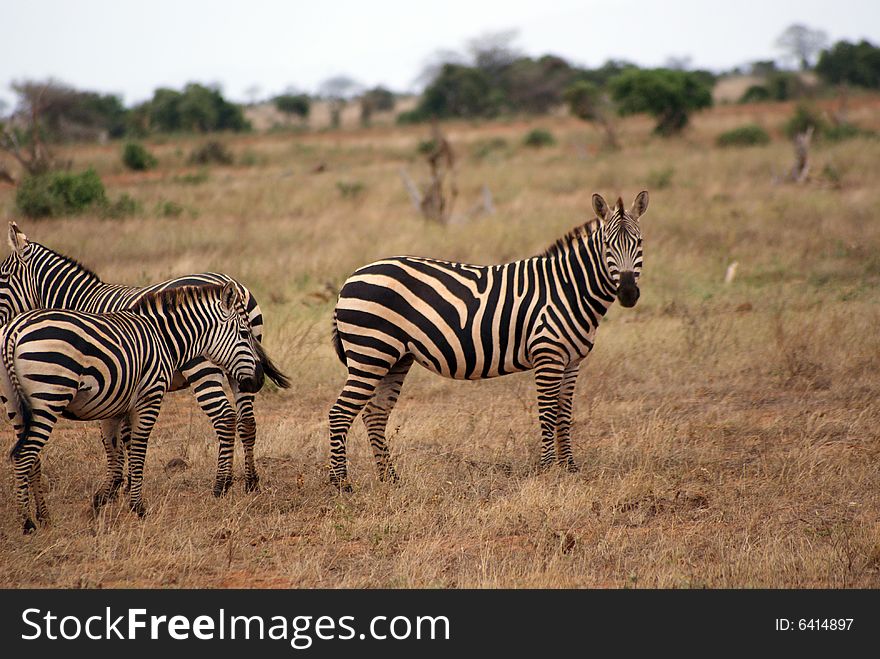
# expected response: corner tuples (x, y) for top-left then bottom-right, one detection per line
(0, 98), (879, 587)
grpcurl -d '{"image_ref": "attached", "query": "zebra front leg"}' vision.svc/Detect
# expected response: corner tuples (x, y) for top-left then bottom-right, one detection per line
(362, 356), (413, 483)
(555, 362), (581, 473)
(126, 396), (164, 518)
(94, 418), (125, 511)
(179, 360), (236, 497)
(232, 387), (259, 492)
(533, 360), (565, 471)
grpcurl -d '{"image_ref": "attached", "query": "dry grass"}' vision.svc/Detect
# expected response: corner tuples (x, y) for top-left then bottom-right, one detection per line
(1, 97), (880, 588)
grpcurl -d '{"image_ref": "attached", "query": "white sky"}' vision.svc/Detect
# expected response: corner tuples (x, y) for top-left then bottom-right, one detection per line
(2, 0), (878, 108)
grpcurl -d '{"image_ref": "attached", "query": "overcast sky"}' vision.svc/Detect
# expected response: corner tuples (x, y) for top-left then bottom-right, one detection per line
(2, 0), (878, 109)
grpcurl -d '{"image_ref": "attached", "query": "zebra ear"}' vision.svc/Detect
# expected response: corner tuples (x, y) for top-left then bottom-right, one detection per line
(630, 190), (649, 219)
(592, 194), (610, 221)
(8, 222), (29, 257)
(219, 281), (239, 314)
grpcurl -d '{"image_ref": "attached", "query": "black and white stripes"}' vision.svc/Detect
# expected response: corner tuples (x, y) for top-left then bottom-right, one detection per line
(0, 283), (266, 533)
(329, 191), (649, 488)
(0, 224), (290, 495)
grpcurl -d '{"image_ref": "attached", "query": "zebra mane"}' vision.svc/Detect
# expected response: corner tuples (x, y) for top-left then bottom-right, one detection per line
(129, 284), (222, 314)
(538, 218), (601, 258)
(33, 242), (103, 282)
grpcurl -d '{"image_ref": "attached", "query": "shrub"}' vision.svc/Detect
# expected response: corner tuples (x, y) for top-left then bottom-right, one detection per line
(336, 180), (365, 198)
(145, 83), (249, 133)
(103, 193), (142, 219)
(523, 128), (556, 148)
(471, 137), (509, 160)
(646, 166), (675, 189)
(188, 141), (233, 165)
(274, 94), (311, 119)
(156, 200), (185, 217)
(823, 122), (869, 142)
(16, 168), (107, 218)
(174, 170), (210, 185)
(610, 68), (713, 135)
(122, 142), (157, 171)
(784, 103), (827, 139)
(716, 124), (771, 147)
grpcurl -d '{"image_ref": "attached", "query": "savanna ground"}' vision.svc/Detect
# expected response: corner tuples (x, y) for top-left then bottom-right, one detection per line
(0, 97), (879, 588)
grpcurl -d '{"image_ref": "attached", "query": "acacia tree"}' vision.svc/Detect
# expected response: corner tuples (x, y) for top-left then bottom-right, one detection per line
(319, 76), (362, 129)
(776, 24), (829, 70)
(564, 80), (619, 149)
(610, 69), (712, 136)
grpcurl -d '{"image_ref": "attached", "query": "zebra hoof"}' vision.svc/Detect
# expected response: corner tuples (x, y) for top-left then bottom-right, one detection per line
(23, 518), (37, 534)
(213, 476), (233, 498)
(331, 478), (353, 493)
(564, 462), (580, 474)
(378, 468), (399, 484)
(131, 503), (147, 518)
(244, 477), (260, 493)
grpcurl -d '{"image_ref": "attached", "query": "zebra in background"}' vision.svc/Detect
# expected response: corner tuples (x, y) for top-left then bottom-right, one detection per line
(329, 191), (649, 489)
(0, 283), (279, 533)
(0, 224), (290, 496)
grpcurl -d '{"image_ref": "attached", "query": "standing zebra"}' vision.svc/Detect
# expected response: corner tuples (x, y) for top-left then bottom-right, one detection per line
(0, 224), (290, 495)
(329, 191), (648, 489)
(0, 283), (273, 533)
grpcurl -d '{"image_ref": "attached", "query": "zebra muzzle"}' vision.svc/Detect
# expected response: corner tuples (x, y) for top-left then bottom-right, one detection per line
(238, 362), (265, 393)
(617, 271), (640, 308)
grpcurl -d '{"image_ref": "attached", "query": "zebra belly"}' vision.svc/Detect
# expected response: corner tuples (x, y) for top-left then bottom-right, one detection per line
(63, 380), (137, 420)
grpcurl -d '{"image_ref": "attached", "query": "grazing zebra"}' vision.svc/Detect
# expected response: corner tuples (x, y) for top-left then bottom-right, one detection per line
(329, 191), (649, 489)
(0, 283), (275, 533)
(0, 223), (290, 495)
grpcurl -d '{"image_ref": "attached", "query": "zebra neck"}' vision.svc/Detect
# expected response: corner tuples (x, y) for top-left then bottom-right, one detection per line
(31, 246), (107, 308)
(139, 303), (210, 369)
(556, 232), (617, 311)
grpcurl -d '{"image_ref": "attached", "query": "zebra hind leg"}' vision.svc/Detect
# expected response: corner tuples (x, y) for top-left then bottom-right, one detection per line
(362, 356), (413, 483)
(30, 458), (50, 526)
(329, 363), (391, 491)
(94, 418), (125, 511)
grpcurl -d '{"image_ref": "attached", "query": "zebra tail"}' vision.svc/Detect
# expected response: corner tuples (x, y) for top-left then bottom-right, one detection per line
(330, 309), (346, 365)
(0, 329), (31, 460)
(254, 340), (292, 389)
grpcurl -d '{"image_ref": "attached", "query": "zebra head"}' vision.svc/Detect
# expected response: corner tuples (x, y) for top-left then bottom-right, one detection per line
(0, 223), (40, 324)
(592, 191), (649, 308)
(208, 281), (266, 394)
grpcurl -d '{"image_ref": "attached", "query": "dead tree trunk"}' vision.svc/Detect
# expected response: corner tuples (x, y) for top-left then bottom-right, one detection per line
(790, 126), (814, 184)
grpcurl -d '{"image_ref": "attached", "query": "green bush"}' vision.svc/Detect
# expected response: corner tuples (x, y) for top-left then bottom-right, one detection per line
(144, 83), (250, 133)
(784, 104), (827, 139)
(16, 168), (107, 218)
(610, 68), (713, 135)
(646, 166), (675, 189)
(336, 180), (365, 198)
(470, 137), (509, 160)
(274, 94), (311, 119)
(103, 193), (142, 219)
(716, 124), (771, 147)
(523, 128), (556, 148)
(823, 122), (870, 142)
(122, 142), (157, 171)
(188, 141), (234, 165)
(156, 200), (185, 218)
